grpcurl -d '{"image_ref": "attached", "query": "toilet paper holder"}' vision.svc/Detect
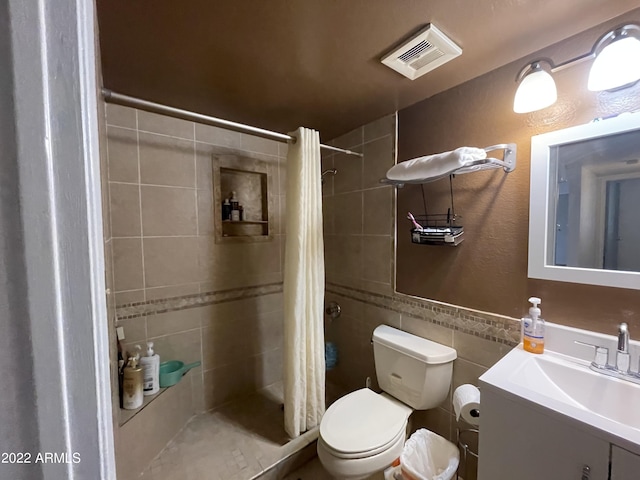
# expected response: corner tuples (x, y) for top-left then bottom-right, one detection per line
(452, 383), (480, 480)
(453, 384), (480, 426)
(456, 426), (479, 480)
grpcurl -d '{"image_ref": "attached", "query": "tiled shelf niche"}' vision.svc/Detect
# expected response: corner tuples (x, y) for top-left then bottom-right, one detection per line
(213, 154), (272, 243)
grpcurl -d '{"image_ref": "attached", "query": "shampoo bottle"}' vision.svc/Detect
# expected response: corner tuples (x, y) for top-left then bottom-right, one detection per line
(230, 191), (240, 221)
(122, 350), (144, 410)
(522, 296), (545, 354)
(116, 326), (127, 408)
(222, 198), (231, 221)
(139, 341), (160, 396)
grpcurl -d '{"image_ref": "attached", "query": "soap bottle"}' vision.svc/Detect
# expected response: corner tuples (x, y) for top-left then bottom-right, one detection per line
(116, 326), (126, 407)
(139, 341), (160, 396)
(230, 191), (240, 221)
(522, 297), (545, 354)
(222, 198), (231, 221)
(122, 349), (144, 409)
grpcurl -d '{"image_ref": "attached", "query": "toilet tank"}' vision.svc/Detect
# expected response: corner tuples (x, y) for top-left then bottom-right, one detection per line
(372, 325), (457, 410)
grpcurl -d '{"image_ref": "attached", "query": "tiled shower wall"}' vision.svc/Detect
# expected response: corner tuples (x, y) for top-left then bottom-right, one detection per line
(322, 114), (521, 478)
(321, 114), (397, 389)
(104, 104), (287, 413)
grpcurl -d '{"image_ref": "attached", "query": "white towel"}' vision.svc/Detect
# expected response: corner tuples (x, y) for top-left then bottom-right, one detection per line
(386, 147), (487, 182)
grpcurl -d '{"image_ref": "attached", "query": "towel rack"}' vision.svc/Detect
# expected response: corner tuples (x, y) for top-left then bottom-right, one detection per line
(381, 143), (517, 187)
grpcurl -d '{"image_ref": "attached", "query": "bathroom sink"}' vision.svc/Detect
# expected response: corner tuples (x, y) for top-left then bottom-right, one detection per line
(509, 352), (640, 430)
(480, 326), (640, 454)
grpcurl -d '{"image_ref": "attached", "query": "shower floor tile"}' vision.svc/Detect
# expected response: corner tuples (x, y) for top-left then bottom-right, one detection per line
(141, 382), (345, 480)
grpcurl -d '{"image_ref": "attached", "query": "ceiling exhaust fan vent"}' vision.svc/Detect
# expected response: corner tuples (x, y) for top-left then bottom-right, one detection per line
(381, 24), (462, 80)
(397, 40), (433, 63)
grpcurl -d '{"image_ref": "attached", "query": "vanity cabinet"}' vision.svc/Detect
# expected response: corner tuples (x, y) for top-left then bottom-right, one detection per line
(479, 327), (640, 480)
(478, 388), (610, 480)
(479, 386), (640, 480)
(611, 445), (640, 479)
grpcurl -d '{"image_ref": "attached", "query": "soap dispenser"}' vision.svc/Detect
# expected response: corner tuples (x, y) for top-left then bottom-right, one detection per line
(139, 341), (160, 396)
(522, 297), (545, 354)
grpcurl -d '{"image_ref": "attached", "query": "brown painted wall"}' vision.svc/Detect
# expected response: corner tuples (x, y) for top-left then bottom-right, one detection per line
(397, 9), (640, 334)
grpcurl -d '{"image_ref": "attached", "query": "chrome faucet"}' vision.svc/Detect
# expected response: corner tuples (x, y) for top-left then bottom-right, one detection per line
(616, 323), (630, 373)
(576, 322), (640, 386)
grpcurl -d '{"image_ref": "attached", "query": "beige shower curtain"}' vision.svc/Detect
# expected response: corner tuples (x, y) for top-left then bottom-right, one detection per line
(283, 127), (325, 439)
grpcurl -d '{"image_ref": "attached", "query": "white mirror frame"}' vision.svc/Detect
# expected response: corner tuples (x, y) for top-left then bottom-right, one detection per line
(529, 111), (640, 290)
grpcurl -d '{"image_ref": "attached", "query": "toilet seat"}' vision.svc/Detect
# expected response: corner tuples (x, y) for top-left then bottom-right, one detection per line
(319, 428), (406, 459)
(319, 388), (412, 459)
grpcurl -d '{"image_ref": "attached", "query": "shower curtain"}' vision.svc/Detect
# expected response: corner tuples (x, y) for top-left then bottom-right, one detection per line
(283, 127), (325, 439)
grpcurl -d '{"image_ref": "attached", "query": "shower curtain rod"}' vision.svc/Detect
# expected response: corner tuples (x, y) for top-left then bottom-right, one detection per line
(102, 89), (363, 157)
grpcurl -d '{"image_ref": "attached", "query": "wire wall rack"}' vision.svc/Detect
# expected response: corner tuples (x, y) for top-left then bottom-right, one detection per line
(409, 212), (464, 246)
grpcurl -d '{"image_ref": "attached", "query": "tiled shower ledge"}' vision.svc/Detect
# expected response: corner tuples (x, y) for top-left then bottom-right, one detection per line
(120, 386), (169, 427)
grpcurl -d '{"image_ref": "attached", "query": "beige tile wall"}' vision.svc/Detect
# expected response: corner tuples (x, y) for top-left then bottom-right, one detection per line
(323, 114), (396, 295)
(322, 113), (397, 390)
(105, 104), (286, 304)
(322, 114), (397, 393)
(104, 103), (286, 416)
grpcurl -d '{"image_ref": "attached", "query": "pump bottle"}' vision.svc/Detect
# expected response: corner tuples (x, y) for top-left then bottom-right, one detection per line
(139, 341), (160, 396)
(122, 348), (144, 409)
(522, 297), (545, 354)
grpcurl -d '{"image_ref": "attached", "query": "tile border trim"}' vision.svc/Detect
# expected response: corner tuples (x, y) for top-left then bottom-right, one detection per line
(115, 283), (283, 320)
(116, 279), (521, 345)
(325, 282), (521, 346)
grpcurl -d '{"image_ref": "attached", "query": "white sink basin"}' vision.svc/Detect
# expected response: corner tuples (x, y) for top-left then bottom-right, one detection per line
(509, 352), (640, 430)
(481, 337), (640, 454)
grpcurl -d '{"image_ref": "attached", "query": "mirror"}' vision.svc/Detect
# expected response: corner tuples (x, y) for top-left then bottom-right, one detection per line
(529, 112), (640, 290)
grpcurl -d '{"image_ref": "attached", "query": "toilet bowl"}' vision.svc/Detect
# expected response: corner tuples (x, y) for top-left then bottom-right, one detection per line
(317, 325), (457, 479)
(318, 388), (412, 479)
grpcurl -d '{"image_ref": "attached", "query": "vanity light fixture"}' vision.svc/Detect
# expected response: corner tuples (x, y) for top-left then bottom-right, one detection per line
(513, 24), (640, 113)
(513, 62), (557, 114)
(588, 25), (640, 91)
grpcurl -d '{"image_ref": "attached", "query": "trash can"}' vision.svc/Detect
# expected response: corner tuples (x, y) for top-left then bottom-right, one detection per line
(399, 429), (460, 480)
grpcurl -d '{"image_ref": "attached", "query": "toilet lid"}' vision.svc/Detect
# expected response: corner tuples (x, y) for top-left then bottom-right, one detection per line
(320, 388), (411, 455)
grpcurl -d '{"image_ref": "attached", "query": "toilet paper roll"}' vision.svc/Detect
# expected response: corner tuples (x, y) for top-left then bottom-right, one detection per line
(453, 384), (481, 426)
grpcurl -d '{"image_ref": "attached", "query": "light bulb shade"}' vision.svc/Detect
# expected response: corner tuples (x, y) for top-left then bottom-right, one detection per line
(588, 36), (640, 91)
(513, 68), (557, 113)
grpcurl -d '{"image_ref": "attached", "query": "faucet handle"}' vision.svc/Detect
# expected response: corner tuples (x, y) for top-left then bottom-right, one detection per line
(575, 341), (609, 368)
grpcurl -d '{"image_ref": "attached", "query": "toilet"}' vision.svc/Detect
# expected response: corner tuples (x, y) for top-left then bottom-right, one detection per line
(317, 324), (457, 479)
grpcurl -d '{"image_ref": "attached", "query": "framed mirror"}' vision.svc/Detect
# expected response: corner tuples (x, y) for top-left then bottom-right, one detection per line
(529, 111), (640, 290)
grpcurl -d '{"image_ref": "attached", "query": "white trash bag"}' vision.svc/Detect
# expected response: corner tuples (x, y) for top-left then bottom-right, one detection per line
(399, 429), (459, 480)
